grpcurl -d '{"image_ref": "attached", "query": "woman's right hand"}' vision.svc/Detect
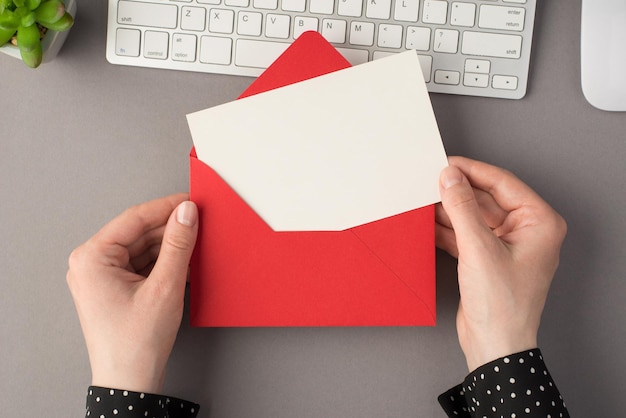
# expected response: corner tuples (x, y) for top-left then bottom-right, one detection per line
(436, 157), (567, 372)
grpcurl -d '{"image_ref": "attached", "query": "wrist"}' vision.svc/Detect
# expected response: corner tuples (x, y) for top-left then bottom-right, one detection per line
(460, 327), (538, 372)
(464, 342), (538, 372)
(92, 369), (165, 394)
(91, 355), (166, 394)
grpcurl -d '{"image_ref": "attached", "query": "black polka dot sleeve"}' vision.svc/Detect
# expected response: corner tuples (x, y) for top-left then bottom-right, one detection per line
(438, 349), (570, 418)
(85, 386), (199, 418)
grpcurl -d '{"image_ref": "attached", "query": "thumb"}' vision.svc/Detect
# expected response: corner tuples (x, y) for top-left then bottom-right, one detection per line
(151, 201), (199, 294)
(439, 165), (493, 251)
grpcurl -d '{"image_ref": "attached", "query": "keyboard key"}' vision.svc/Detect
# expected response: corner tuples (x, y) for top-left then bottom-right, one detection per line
(372, 51), (432, 83)
(237, 11), (263, 36)
(417, 54), (432, 82)
(253, 0), (278, 9)
(209, 9), (235, 33)
(265, 14), (291, 38)
(372, 50), (395, 59)
(349, 21), (375, 46)
(172, 33), (197, 61)
(462, 31), (522, 59)
(492, 75), (518, 90)
(433, 29), (459, 53)
(478, 5), (525, 32)
(406, 26), (430, 51)
(337, 0), (362, 17)
(310, 0), (335, 15)
(393, 0), (419, 22)
(377, 24), (402, 48)
(115, 28), (140, 56)
(321, 19), (347, 43)
(293, 16), (319, 38)
(464, 72), (489, 87)
(435, 70), (460, 85)
(200, 36), (232, 64)
(422, 0), (448, 25)
(181, 7), (206, 31)
(225, 0), (250, 6)
(450, 2), (475, 27)
(464, 58), (490, 73)
(366, 0), (391, 20)
(144, 30), (169, 59)
(282, 0), (306, 12)
(117, 1), (177, 29)
(336, 47), (369, 65)
(235, 39), (290, 68)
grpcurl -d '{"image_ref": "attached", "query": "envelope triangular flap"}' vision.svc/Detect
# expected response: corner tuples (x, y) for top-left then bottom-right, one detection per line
(188, 49), (447, 232)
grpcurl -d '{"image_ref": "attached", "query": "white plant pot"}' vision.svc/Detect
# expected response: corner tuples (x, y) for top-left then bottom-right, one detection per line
(0, 0), (77, 64)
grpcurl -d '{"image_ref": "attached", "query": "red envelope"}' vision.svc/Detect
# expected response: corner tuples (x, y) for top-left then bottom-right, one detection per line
(189, 32), (436, 327)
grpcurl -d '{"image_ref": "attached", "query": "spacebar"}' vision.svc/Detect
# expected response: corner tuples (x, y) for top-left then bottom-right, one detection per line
(235, 39), (291, 69)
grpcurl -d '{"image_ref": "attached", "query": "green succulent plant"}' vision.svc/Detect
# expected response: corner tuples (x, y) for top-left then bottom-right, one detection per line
(0, 0), (73, 68)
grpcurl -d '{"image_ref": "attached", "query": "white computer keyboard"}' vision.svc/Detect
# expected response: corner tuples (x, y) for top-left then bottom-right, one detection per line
(106, 0), (536, 99)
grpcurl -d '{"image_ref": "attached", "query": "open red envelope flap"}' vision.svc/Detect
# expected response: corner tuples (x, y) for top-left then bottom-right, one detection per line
(189, 32), (436, 326)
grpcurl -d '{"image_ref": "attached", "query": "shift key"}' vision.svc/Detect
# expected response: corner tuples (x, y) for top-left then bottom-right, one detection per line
(118, 1), (178, 29)
(462, 31), (522, 59)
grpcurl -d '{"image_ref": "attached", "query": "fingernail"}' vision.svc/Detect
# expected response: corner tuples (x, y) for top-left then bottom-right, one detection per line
(176, 201), (198, 227)
(441, 166), (464, 189)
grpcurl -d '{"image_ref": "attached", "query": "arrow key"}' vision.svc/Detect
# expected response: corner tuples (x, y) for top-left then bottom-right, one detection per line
(464, 58), (490, 74)
(435, 70), (460, 85)
(463, 72), (489, 88)
(492, 75), (518, 90)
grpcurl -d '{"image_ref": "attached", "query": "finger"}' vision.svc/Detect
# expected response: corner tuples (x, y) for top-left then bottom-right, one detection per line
(94, 194), (189, 250)
(474, 188), (509, 229)
(435, 203), (451, 228)
(129, 243), (161, 274)
(436, 188), (508, 231)
(448, 157), (546, 213)
(136, 260), (157, 278)
(127, 226), (165, 259)
(149, 201), (199, 299)
(439, 165), (495, 251)
(435, 223), (459, 258)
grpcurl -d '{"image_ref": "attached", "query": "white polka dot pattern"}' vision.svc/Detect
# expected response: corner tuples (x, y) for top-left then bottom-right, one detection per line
(85, 386), (199, 418)
(438, 349), (569, 418)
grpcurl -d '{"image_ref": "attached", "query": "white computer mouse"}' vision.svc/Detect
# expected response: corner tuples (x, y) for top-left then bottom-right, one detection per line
(581, 0), (626, 111)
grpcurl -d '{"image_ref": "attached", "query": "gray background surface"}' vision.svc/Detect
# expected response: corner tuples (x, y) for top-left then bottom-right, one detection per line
(1, 1), (624, 416)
